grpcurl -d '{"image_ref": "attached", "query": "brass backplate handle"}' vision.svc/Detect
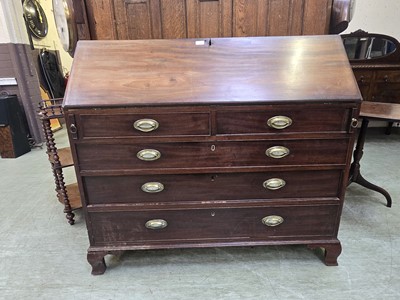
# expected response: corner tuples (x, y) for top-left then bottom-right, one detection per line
(145, 219), (168, 230)
(141, 182), (164, 193)
(350, 118), (359, 128)
(265, 146), (290, 159)
(263, 178), (286, 190)
(267, 116), (292, 129)
(262, 215), (284, 227)
(137, 149), (161, 161)
(133, 118), (159, 132)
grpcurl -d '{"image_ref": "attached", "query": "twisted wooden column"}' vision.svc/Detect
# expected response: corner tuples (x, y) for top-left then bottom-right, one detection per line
(40, 109), (75, 225)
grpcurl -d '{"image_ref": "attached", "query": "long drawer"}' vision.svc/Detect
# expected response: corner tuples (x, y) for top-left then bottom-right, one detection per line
(89, 204), (339, 246)
(76, 139), (349, 171)
(83, 170), (342, 205)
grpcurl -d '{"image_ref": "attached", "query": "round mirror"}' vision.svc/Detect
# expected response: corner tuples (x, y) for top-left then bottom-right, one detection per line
(343, 36), (397, 60)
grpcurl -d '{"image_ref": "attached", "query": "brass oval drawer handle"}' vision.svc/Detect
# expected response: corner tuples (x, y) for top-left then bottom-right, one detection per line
(267, 116), (292, 129)
(265, 146), (290, 159)
(145, 219), (168, 230)
(133, 119), (159, 132)
(262, 215), (284, 227)
(137, 149), (161, 161)
(263, 178), (286, 190)
(141, 182), (164, 193)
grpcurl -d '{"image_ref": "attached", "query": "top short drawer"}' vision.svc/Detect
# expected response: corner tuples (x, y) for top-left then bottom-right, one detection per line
(79, 112), (210, 138)
(216, 105), (352, 134)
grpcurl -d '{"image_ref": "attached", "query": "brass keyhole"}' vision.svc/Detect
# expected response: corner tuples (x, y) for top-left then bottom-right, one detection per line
(211, 145), (216, 151)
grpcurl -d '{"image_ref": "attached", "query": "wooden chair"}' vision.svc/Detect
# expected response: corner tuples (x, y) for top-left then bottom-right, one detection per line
(38, 98), (81, 225)
(348, 101), (400, 207)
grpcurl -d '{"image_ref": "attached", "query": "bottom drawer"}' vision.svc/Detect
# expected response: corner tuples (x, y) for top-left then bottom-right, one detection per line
(90, 204), (339, 246)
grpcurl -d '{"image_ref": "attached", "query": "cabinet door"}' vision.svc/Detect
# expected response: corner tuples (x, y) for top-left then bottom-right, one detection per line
(232, 0), (332, 37)
(186, 0), (233, 38)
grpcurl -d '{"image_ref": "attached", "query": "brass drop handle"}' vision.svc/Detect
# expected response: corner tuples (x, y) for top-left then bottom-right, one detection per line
(263, 178), (286, 190)
(141, 182), (164, 193)
(70, 124), (77, 134)
(359, 76), (365, 84)
(137, 149), (161, 161)
(262, 215), (284, 227)
(133, 119), (159, 132)
(350, 118), (359, 128)
(265, 146), (290, 159)
(145, 219), (168, 230)
(267, 116), (292, 129)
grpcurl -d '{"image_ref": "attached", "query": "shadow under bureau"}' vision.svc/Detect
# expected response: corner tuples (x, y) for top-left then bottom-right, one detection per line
(63, 36), (361, 275)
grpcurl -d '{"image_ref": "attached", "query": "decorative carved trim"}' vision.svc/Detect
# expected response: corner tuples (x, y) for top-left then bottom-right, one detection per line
(352, 64), (400, 69)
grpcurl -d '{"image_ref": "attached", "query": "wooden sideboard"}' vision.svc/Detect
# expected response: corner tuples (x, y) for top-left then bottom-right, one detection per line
(72, 0), (353, 41)
(342, 30), (400, 104)
(64, 36), (361, 274)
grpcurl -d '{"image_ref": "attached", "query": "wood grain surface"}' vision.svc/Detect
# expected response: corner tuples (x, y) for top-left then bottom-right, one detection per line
(64, 36), (361, 108)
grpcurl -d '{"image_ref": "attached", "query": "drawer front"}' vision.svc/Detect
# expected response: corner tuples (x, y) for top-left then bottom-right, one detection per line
(216, 107), (351, 134)
(79, 112), (210, 138)
(353, 70), (373, 85)
(375, 70), (400, 83)
(76, 139), (348, 171)
(89, 204), (339, 245)
(84, 170), (342, 204)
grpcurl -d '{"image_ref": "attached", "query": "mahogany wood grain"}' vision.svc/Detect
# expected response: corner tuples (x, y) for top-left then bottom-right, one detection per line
(79, 112), (210, 138)
(75, 139), (349, 171)
(216, 105), (353, 134)
(64, 37), (361, 273)
(89, 204), (339, 245)
(64, 36), (360, 108)
(360, 101), (400, 121)
(83, 169), (342, 205)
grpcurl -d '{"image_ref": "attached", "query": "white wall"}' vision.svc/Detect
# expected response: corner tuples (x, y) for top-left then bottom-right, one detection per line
(345, 0), (400, 40)
(0, 1), (11, 43)
(0, 0), (29, 44)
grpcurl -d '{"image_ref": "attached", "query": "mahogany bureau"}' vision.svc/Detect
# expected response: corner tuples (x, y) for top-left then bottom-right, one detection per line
(63, 36), (361, 275)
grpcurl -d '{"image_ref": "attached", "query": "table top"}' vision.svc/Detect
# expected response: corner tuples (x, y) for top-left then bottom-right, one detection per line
(360, 101), (400, 121)
(64, 36), (361, 108)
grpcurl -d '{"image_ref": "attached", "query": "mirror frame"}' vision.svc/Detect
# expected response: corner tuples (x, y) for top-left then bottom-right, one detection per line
(341, 29), (400, 64)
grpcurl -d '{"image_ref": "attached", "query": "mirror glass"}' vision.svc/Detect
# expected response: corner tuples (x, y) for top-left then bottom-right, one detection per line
(343, 36), (397, 60)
